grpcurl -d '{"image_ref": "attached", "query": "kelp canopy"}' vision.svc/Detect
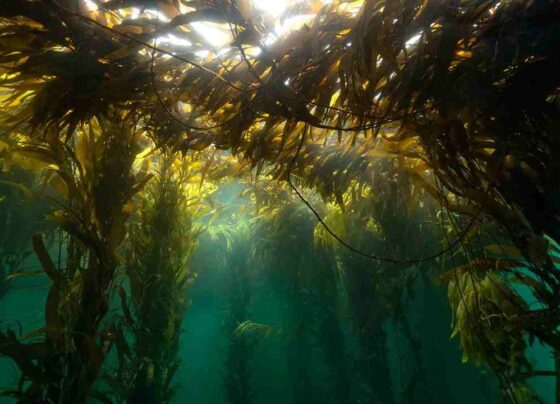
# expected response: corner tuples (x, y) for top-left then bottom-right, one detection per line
(1, 0), (560, 403)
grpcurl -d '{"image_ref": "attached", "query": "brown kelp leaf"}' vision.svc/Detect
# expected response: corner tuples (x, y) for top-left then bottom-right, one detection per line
(81, 334), (105, 377)
(45, 285), (65, 345)
(436, 259), (524, 284)
(485, 244), (523, 258)
(32, 233), (66, 286)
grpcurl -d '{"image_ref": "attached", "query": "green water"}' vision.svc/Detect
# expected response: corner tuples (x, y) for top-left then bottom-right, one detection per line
(0, 230), (555, 403)
(0, 181), (555, 403)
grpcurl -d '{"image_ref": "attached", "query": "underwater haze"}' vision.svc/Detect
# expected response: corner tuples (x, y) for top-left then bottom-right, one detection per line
(0, 181), (555, 403)
(2, 0), (560, 403)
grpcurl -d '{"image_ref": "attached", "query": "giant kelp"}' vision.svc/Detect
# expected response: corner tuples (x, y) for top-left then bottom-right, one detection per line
(248, 183), (351, 404)
(222, 231), (256, 404)
(109, 153), (199, 403)
(0, 0), (560, 403)
(0, 116), (149, 401)
(314, 160), (436, 403)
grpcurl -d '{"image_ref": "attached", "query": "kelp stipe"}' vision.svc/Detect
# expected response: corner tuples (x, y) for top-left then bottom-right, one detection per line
(108, 153), (198, 403)
(249, 183), (351, 404)
(0, 117), (148, 402)
(1, 0), (560, 403)
(222, 234), (256, 404)
(310, 159), (436, 402)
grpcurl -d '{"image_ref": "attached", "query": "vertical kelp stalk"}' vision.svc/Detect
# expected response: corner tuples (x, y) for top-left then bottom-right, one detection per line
(287, 291), (314, 404)
(343, 255), (394, 404)
(250, 200), (316, 403)
(252, 192), (351, 403)
(0, 117), (147, 402)
(48, 119), (144, 403)
(395, 310), (430, 403)
(0, 178), (23, 302)
(313, 250), (352, 404)
(312, 161), (433, 403)
(223, 237), (256, 404)
(62, 122), (141, 403)
(114, 153), (197, 404)
(555, 351), (560, 404)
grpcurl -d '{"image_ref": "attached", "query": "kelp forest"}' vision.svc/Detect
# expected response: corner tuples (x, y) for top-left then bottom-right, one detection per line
(0, 0), (559, 403)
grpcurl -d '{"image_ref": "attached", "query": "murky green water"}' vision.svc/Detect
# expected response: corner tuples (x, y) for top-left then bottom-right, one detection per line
(0, 183), (555, 403)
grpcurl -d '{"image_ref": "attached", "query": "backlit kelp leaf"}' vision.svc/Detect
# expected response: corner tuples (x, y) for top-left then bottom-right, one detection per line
(234, 320), (285, 340)
(5, 270), (44, 281)
(447, 271), (529, 373)
(436, 258), (525, 285)
(19, 327), (46, 342)
(313, 205), (346, 251)
(11, 146), (59, 167)
(508, 383), (539, 404)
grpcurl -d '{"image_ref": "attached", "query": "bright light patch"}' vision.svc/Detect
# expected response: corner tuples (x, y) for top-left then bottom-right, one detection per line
(84, 0), (98, 12)
(120, 0), (360, 59)
(263, 33), (277, 46)
(405, 33), (422, 48)
(251, 0), (293, 18)
(191, 22), (232, 48)
(144, 9), (170, 22)
(339, 1), (362, 16)
(489, 1), (502, 15)
(158, 34), (192, 48)
(245, 47), (262, 57)
(195, 50), (210, 59)
(217, 48), (233, 57)
(129, 7), (141, 20)
(274, 14), (314, 37)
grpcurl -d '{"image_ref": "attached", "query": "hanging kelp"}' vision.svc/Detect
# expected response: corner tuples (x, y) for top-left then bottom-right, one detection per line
(1, 1), (560, 402)
(249, 181), (351, 404)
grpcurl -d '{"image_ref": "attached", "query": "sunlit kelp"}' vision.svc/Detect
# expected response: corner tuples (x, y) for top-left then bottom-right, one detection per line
(435, 224), (550, 402)
(103, 152), (200, 403)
